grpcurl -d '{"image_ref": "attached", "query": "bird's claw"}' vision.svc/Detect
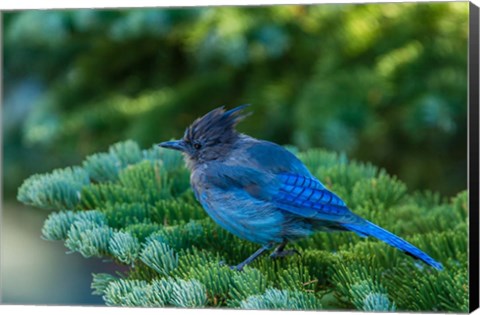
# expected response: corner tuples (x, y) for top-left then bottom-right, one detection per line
(219, 260), (244, 271)
(230, 265), (244, 271)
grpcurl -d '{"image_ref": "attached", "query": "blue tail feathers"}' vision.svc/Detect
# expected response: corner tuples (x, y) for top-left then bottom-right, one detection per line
(343, 221), (443, 270)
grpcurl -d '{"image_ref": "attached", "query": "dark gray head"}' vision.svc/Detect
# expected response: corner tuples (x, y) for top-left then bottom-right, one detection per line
(158, 105), (251, 167)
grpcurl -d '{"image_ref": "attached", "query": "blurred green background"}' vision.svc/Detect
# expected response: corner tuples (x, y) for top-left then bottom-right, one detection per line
(1, 2), (468, 305)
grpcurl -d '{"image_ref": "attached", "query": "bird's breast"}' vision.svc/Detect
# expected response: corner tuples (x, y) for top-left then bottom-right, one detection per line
(192, 179), (284, 245)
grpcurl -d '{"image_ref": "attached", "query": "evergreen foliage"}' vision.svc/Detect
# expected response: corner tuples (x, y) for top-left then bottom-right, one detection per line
(239, 288), (323, 310)
(140, 238), (179, 277)
(17, 167), (90, 210)
(17, 140), (468, 311)
(109, 231), (141, 265)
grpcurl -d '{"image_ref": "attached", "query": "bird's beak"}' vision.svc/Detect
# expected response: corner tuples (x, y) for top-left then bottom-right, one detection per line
(158, 140), (186, 152)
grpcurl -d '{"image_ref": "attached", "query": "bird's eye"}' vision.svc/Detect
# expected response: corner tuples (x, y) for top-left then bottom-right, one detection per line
(193, 143), (202, 150)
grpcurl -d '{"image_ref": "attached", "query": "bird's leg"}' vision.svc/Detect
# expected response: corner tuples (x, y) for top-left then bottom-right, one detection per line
(269, 240), (301, 259)
(230, 244), (273, 271)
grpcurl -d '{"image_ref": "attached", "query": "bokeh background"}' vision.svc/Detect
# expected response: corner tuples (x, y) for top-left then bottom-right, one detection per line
(2, 2), (468, 305)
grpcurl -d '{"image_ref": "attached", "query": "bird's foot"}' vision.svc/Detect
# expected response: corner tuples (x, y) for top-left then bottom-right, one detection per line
(269, 248), (301, 259)
(229, 264), (245, 272)
(220, 244), (273, 271)
(219, 260), (244, 271)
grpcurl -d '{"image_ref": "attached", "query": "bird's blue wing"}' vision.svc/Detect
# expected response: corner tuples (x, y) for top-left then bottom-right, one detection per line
(271, 173), (361, 224)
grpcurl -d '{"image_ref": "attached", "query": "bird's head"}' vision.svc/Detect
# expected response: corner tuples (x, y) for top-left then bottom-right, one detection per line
(158, 105), (251, 168)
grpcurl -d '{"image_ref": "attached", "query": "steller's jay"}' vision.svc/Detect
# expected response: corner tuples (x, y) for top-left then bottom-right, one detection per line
(159, 105), (443, 271)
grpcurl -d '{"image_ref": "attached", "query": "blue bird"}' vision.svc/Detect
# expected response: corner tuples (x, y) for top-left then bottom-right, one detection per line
(159, 105), (443, 271)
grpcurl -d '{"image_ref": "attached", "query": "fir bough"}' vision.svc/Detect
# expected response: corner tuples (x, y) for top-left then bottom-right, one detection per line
(17, 140), (468, 311)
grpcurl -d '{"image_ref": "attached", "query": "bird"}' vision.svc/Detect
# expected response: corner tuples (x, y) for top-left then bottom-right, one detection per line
(158, 105), (443, 271)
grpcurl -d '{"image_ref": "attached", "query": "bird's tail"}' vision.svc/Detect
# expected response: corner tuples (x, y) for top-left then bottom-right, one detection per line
(342, 220), (443, 270)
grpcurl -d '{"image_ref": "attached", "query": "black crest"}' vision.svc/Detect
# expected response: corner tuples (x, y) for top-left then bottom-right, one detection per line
(184, 105), (251, 145)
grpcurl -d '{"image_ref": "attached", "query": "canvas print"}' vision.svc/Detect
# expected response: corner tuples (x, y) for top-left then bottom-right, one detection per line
(2, 1), (475, 312)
